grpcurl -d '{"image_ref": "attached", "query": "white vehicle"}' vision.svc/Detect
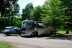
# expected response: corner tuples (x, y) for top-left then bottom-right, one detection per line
(21, 20), (55, 36)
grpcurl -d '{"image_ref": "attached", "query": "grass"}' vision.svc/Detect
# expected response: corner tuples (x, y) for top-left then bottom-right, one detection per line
(58, 29), (72, 34)
(10, 34), (19, 36)
(55, 33), (69, 37)
(0, 42), (16, 48)
(0, 42), (10, 48)
(53, 29), (71, 37)
(58, 29), (66, 34)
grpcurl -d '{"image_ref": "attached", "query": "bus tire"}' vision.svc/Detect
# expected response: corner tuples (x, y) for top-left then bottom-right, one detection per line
(35, 31), (38, 36)
(31, 32), (35, 36)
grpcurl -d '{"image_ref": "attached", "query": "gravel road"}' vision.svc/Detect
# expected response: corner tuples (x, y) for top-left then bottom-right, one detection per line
(0, 34), (72, 48)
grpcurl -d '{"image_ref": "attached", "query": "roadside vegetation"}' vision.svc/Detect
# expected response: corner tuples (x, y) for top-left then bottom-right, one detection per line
(0, 0), (72, 34)
(0, 42), (9, 48)
(0, 42), (16, 48)
(0, 42), (10, 48)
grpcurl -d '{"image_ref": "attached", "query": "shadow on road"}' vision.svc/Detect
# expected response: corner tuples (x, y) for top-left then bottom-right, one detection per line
(21, 33), (72, 41)
(21, 36), (35, 38)
(46, 33), (72, 41)
(46, 36), (72, 41)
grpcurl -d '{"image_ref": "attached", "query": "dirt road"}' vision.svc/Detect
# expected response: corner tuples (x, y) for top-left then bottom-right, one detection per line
(0, 34), (72, 48)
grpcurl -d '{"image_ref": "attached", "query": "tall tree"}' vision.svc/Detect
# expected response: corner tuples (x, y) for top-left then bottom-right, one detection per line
(21, 9), (26, 20)
(21, 3), (33, 20)
(26, 3), (33, 20)
(10, 3), (20, 26)
(0, 0), (19, 17)
(60, 0), (72, 8)
(14, 3), (20, 15)
(42, 0), (65, 30)
(0, 0), (20, 28)
(60, 0), (72, 16)
(31, 5), (42, 21)
(60, 0), (72, 29)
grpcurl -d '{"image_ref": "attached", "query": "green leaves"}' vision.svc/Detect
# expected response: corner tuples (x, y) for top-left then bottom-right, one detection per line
(21, 3), (42, 21)
(42, 0), (65, 28)
(31, 5), (42, 21)
(21, 3), (33, 20)
(13, 18), (22, 27)
(14, 3), (20, 13)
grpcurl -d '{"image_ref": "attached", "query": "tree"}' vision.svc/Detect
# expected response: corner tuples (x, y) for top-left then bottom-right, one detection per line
(42, 0), (65, 30)
(0, 0), (20, 29)
(31, 5), (42, 21)
(13, 18), (22, 27)
(60, 0), (72, 8)
(59, 0), (72, 30)
(21, 9), (27, 20)
(14, 3), (20, 14)
(10, 3), (20, 26)
(60, 0), (72, 16)
(0, 0), (19, 17)
(21, 3), (33, 20)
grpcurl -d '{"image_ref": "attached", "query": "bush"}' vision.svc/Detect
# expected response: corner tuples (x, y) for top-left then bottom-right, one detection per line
(13, 18), (22, 27)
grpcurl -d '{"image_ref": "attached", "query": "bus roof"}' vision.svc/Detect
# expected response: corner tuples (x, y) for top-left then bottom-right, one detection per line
(22, 20), (35, 23)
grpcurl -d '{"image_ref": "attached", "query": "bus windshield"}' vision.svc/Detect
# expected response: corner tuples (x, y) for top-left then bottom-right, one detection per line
(21, 22), (35, 30)
(21, 22), (27, 29)
(27, 22), (34, 30)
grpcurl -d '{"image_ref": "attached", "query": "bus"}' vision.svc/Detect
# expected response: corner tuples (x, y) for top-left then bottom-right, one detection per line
(21, 20), (55, 36)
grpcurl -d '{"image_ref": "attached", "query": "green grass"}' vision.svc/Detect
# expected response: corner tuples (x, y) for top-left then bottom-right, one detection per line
(58, 29), (72, 34)
(55, 34), (69, 37)
(0, 42), (16, 48)
(53, 29), (71, 37)
(58, 29), (66, 34)
(0, 42), (10, 48)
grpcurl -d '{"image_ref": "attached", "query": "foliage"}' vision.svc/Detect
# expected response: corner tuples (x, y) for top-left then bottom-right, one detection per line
(0, 0), (19, 16)
(60, 0), (72, 8)
(21, 3), (43, 21)
(0, 18), (10, 29)
(21, 9), (26, 20)
(42, 0), (65, 29)
(0, 0), (72, 30)
(60, 0), (72, 29)
(13, 18), (22, 27)
(14, 3), (20, 13)
(21, 3), (33, 20)
(0, 0), (20, 28)
(30, 5), (42, 21)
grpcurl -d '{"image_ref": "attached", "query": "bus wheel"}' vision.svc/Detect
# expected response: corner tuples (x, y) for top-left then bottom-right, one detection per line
(31, 32), (35, 36)
(35, 31), (38, 36)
